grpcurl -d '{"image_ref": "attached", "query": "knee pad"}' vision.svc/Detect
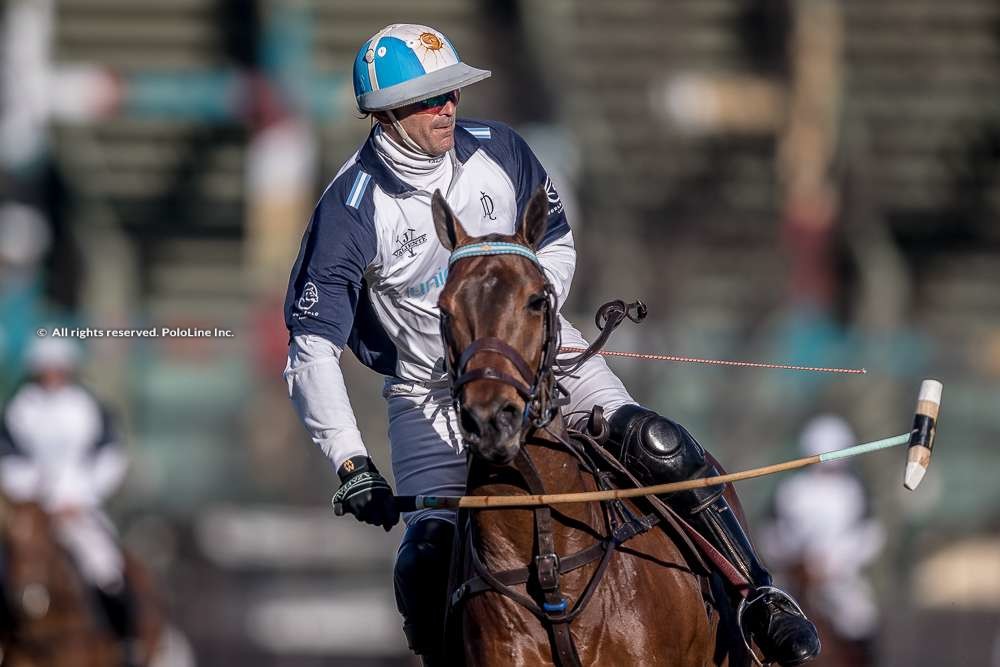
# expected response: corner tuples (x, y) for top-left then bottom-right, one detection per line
(393, 518), (455, 655)
(607, 404), (722, 512)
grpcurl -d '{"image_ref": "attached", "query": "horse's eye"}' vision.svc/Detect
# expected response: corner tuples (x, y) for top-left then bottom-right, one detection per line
(527, 293), (547, 312)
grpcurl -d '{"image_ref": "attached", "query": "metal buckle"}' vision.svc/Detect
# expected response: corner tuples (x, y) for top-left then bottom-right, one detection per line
(535, 552), (560, 591)
(450, 583), (468, 608)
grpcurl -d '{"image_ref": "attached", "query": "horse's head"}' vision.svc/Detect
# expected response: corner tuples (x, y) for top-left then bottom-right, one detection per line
(3, 501), (60, 621)
(433, 187), (559, 465)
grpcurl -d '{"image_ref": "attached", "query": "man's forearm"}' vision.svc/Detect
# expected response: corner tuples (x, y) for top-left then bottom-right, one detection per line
(90, 445), (128, 503)
(285, 334), (368, 468)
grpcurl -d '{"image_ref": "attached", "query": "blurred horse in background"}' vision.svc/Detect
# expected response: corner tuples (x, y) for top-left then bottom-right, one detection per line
(434, 189), (748, 666)
(0, 500), (164, 667)
(785, 560), (872, 667)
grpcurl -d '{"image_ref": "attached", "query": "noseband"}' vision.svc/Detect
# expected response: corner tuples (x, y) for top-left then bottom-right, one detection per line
(441, 242), (566, 429)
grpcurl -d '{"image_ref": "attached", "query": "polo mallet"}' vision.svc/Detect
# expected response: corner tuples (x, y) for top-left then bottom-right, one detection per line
(382, 379), (942, 513)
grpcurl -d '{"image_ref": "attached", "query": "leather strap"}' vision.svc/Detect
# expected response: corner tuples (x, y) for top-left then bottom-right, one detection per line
(454, 367), (533, 399)
(514, 453), (582, 667)
(556, 299), (647, 375)
(456, 337), (536, 386)
(575, 423), (752, 593)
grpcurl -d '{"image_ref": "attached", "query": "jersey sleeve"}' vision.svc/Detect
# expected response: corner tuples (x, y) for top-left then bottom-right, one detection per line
(284, 169), (378, 347)
(285, 334), (368, 468)
(0, 405), (39, 501)
(0, 408), (23, 458)
(89, 404), (128, 503)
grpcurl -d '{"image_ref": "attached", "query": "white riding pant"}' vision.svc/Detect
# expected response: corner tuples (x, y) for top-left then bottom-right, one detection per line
(386, 319), (635, 526)
(54, 511), (124, 592)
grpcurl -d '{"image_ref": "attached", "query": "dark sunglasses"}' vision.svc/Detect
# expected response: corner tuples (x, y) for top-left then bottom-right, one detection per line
(417, 90), (459, 110)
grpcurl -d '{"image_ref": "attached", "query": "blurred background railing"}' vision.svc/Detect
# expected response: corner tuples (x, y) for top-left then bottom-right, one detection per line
(2, 0), (999, 665)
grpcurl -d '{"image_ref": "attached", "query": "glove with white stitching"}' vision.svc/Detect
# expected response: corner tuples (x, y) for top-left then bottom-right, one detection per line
(331, 456), (400, 531)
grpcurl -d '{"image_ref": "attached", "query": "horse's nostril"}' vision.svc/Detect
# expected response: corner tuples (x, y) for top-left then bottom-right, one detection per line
(461, 408), (483, 438)
(495, 402), (521, 432)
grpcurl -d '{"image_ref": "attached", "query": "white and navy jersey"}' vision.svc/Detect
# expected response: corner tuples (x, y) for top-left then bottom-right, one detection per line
(0, 382), (127, 510)
(283, 119), (572, 382)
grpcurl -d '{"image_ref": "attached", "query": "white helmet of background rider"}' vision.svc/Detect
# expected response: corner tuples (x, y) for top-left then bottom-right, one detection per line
(352, 24), (491, 151)
(25, 335), (81, 374)
(799, 414), (857, 460)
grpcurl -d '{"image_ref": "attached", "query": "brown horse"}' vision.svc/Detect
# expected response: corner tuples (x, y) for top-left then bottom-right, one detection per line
(0, 501), (164, 667)
(432, 189), (747, 666)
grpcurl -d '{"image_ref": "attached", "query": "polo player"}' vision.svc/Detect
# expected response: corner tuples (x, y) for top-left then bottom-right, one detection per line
(0, 336), (140, 664)
(283, 23), (821, 666)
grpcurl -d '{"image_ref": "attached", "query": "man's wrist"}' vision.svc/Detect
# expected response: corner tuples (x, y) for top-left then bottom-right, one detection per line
(337, 455), (376, 482)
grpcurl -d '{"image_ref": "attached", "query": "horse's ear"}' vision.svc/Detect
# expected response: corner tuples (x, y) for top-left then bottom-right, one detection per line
(519, 186), (549, 250)
(432, 189), (469, 251)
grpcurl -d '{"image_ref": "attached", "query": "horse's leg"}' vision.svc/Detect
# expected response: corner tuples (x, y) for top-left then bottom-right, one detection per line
(123, 553), (165, 666)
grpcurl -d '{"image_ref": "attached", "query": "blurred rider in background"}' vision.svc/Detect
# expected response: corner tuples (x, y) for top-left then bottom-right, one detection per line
(0, 335), (138, 661)
(760, 415), (886, 665)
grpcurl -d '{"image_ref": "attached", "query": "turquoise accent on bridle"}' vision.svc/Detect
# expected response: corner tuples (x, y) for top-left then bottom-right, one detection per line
(448, 242), (540, 266)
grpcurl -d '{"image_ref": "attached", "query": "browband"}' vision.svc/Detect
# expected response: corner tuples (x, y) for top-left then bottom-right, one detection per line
(449, 242), (540, 266)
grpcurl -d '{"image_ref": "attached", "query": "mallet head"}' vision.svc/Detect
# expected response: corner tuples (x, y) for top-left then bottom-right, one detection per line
(904, 379), (942, 490)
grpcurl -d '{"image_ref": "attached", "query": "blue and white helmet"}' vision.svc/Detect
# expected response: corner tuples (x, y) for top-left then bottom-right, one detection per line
(353, 24), (491, 112)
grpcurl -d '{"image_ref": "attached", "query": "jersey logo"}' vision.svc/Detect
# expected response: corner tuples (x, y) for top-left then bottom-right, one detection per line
(393, 228), (428, 258)
(297, 281), (319, 311)
(480, 191), (496, 221)
(544, 176), (564, 216)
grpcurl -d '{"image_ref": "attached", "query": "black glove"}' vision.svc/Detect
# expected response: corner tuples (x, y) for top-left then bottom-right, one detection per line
(331, 456), (400, 531)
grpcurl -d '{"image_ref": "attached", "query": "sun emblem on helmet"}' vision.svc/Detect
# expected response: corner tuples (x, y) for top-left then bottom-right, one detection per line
(420, 32), (443, 50)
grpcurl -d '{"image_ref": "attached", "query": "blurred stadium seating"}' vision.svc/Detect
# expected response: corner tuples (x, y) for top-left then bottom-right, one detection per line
(1, 1), (997, 664)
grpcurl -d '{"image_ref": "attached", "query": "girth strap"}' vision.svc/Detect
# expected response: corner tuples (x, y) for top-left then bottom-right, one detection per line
(452, 511), (658, 604)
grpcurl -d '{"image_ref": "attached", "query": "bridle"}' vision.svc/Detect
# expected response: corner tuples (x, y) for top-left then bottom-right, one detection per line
(440, 241), (567, 430)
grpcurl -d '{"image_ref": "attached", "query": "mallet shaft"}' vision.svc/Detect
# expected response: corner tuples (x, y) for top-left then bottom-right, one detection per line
(395, 433), (910, 511)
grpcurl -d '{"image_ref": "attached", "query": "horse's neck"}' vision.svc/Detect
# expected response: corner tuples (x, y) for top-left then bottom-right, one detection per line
(10, 512), (94, 616)
(470, 431), (603, 572)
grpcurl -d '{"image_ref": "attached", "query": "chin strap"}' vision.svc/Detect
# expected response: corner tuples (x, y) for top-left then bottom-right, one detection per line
(385, 109), (428, 154)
